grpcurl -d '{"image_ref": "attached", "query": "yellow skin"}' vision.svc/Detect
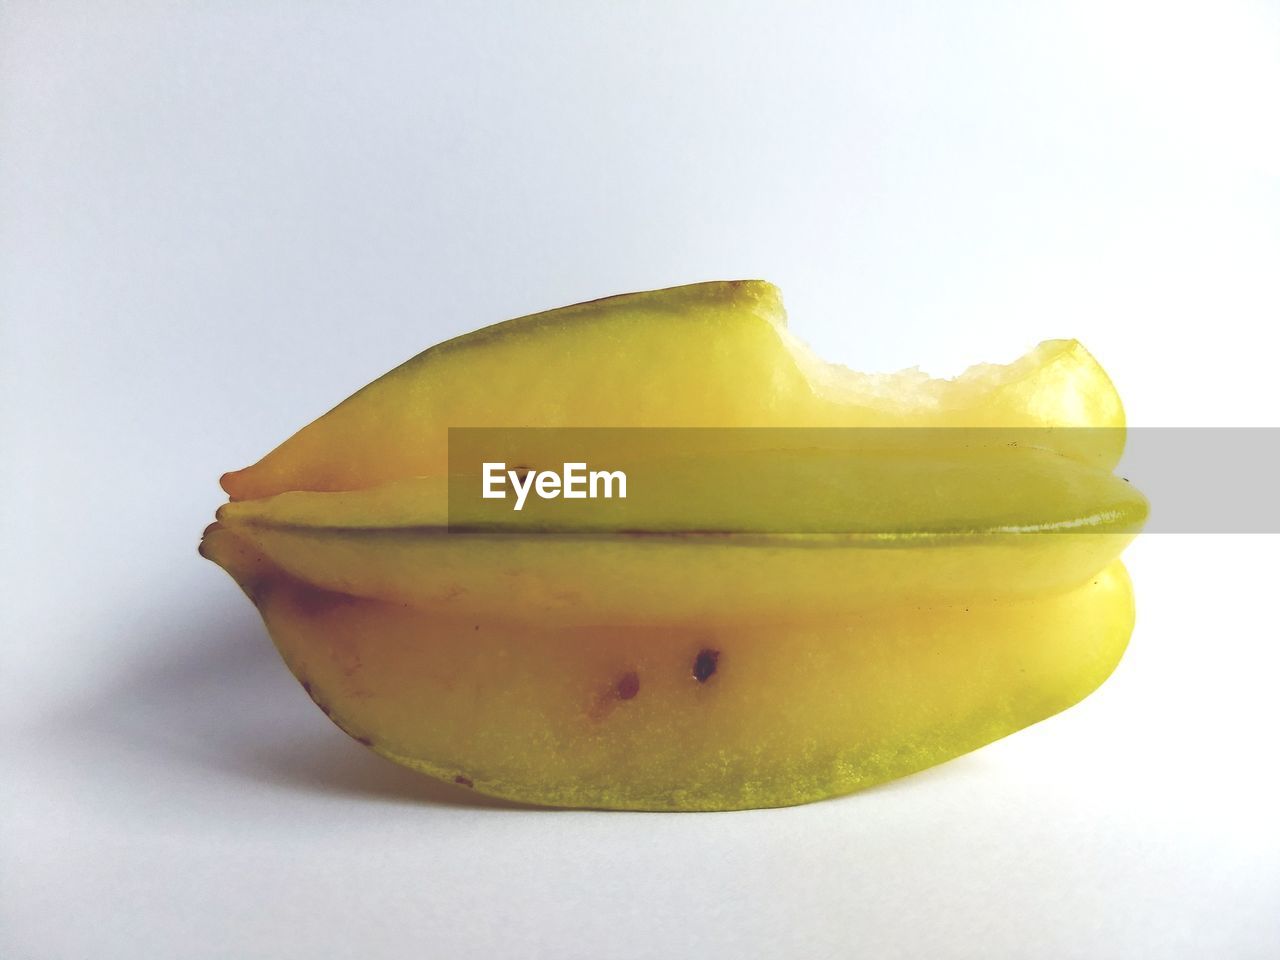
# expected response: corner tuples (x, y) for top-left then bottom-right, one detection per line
(202, 280), (1144, 811)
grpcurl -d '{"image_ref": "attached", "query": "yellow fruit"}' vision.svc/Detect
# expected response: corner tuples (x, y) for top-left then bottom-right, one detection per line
(202, 280), (1144, 810)
(221, 280), (1123, 500)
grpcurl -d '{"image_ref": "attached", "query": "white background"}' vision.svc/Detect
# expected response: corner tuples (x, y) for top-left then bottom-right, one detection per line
(3, 2), (1278, 957)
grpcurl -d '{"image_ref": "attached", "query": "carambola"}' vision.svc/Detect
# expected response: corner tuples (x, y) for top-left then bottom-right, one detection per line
(202, 280), (1145, 810)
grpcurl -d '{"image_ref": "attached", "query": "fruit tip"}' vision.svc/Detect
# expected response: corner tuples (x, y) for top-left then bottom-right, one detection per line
(717, 279), (785, 326)
(197, 521), (221, 560)
(213, 501), (238, 526)
(220, 467), (249, 501)
(727, 278), (781, 299)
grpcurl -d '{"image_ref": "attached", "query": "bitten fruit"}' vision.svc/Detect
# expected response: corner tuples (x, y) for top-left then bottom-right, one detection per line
(202, 280), (1144, 810)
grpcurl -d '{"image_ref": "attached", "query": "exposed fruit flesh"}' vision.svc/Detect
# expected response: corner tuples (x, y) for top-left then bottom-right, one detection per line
(221, 281), (1125, 501)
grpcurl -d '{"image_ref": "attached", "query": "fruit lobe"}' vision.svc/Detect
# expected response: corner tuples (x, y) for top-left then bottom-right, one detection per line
(222, 281), (1125, 501)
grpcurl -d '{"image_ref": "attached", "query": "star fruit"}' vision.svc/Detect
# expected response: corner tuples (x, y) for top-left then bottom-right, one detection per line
(202, 280), (1145, 810)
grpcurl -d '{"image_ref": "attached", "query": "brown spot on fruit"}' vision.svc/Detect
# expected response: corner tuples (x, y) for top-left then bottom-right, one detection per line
(616, 671), (640, 700)
(693, 649), (720, 683)
(301, 680), (331, 714)
(355, 736), (373, 746)
(292, 584), (360, 619)
(454, 775), (474, 787)
(244, 577), (273, 606)
(586, 668), (642, 721)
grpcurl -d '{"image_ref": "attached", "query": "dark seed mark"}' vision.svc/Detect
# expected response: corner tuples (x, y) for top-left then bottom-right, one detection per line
(301, 680), (313, 695)
(355, 736), (373, 746)
(616, 671), (640, 700)
(454, 775), (474, 787)
(693, 649), (720, 683)
(317, 702), (331, 716)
